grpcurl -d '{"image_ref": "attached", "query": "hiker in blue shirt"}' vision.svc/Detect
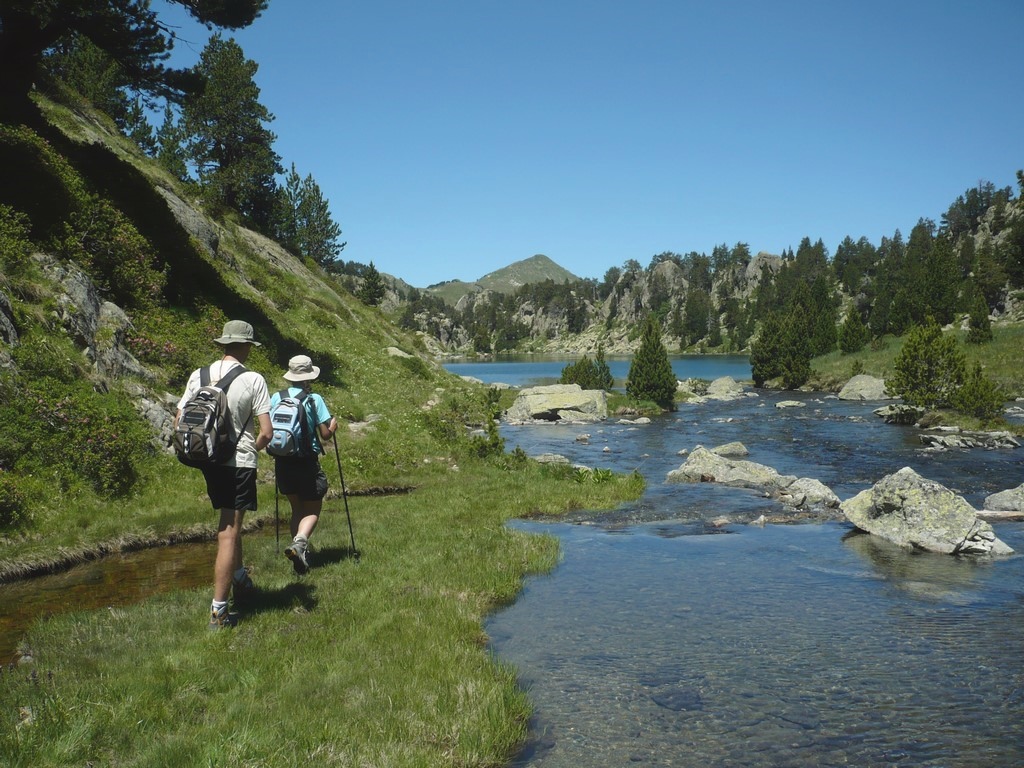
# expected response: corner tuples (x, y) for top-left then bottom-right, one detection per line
(269, 354), (339, 574)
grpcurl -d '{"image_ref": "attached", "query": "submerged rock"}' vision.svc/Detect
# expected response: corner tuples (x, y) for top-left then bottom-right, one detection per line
(840, 467), (1013, 555)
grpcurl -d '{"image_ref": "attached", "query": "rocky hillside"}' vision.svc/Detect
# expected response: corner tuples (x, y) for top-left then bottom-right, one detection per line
(0, 96), (478, 517)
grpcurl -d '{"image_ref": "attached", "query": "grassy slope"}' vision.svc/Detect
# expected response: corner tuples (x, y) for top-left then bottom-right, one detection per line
(809, 323), (1024, 400)
(0, 100), (645, 765)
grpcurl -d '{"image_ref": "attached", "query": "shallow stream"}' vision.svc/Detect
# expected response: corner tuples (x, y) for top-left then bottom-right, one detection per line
(467, 358), (1024, 767)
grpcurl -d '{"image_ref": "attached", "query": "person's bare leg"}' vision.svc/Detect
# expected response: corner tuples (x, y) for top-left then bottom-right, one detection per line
(214, 508), (245, 602)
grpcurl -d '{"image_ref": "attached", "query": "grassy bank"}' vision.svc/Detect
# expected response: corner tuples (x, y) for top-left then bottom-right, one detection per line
(1, 460), (643, 766)
(809, 322), (1024, 399)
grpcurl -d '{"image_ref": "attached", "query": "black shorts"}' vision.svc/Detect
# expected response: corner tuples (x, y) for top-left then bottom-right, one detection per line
(275, 457), (329, 501)
(201, 465), (258, 511)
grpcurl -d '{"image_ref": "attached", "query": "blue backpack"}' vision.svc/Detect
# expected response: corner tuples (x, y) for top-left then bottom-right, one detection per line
(266, 390), (318, 458)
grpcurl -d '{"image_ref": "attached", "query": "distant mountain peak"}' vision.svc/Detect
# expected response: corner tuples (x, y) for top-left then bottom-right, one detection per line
(427, 254), (578, 305)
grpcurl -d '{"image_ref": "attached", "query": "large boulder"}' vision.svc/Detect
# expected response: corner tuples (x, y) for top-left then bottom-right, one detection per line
(504, 384), (607, 423)
(667, 446), (839, 513)
(840, 467), (1013, 555)
(838, 374), (892, 401)
(705, 376), (746, 400)
(984, 483), (1024, 512)
(667, 446), (793, 488)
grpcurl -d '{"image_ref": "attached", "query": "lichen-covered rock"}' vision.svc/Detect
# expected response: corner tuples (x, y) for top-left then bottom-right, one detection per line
(711, 441), (749, 457)
(667, 446), (795, 489)
(504, 384), (607, 422)
(984, 483), (1024, 512)
(840, 467), (1013, 555)
(838, 374), (892, 401)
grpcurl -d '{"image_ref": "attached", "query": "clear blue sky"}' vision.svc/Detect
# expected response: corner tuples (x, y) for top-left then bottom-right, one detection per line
(160, 0), (1024, 288)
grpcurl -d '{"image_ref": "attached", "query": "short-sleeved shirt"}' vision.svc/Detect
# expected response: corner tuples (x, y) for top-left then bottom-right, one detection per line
(177, 360), (271, 469)
(269, 387), (332, 455)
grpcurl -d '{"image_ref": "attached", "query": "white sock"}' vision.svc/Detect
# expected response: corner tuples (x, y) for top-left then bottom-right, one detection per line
(211, 599), (228, 612)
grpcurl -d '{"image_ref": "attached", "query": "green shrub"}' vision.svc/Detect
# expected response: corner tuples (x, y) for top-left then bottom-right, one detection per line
(126, 305), (228, 387)
(888, 322), (966, 409)
(2, 335), (153, 498)
(0, 204), (32, 275)
(396, 354), (431, 379)
(58, 194), (165, 308)
(0, 471), (28, 528)
(952, 362), (1005, 422)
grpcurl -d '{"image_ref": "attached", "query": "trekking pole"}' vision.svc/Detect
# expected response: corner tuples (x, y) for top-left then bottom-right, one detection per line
(274, 474), (281, 553)
(331, 431), (360, 561)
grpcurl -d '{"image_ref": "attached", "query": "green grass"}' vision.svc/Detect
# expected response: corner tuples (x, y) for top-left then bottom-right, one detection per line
(1, 462), (644, 767)
(809, 322), (1024, 399)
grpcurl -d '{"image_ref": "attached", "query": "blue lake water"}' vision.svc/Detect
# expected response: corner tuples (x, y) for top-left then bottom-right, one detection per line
(444, 354), (752, 389)
(457, 358), (1024, 768)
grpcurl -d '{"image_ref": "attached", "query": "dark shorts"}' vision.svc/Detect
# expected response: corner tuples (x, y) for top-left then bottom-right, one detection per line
(275, 457), (329, 501)
(201, 465), (259, 511)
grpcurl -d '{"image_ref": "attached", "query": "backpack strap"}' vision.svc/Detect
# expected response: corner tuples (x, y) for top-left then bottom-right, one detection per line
(215, 363), (247, 393)
(214, 363), (251, 435)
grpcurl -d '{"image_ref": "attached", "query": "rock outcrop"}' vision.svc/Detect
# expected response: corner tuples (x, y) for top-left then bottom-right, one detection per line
(838, 374), (891, 401)
(840, 467), (1013, 555)
(504, 384), (607, 423)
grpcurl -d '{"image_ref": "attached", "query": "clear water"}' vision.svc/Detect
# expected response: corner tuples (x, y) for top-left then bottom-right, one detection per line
(444, 354), (752, 389)
(468, 359), (1024, 767)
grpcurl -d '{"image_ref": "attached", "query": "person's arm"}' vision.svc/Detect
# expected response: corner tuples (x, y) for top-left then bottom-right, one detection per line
(255, 412), (273, 452)
(317, 416), (338, 441)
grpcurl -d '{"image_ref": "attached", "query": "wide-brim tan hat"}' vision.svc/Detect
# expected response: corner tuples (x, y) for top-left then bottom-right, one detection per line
(283, 354), (320, 382)
(214, 319), (261, 346)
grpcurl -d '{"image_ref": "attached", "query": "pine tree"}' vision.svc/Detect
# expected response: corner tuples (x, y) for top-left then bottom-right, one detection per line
(779, 312), (812, 389)
(966, 290), (993, 344)
(276, 164), (345, 268)
(182, 35), (282, 230)
(155, 104), (188, 181)
(560, 356), (598, 389)
(357, 261), (386, 307)
(594, 344), (614, 391)
(1, 1), (266, 122)
(626, 314), (676, 407)
(839, 307), (869, 354)
(750, 312), (785, 387)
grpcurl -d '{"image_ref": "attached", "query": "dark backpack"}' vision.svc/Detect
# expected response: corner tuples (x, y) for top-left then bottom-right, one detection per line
(173, 365), (249, 467)
(266, 390), (319, 458)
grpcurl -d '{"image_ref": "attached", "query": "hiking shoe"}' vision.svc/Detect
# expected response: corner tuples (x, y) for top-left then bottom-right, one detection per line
(285, 538), (309, 575)
(208, 603), (237, 630)
(231, 567), (255, 608)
